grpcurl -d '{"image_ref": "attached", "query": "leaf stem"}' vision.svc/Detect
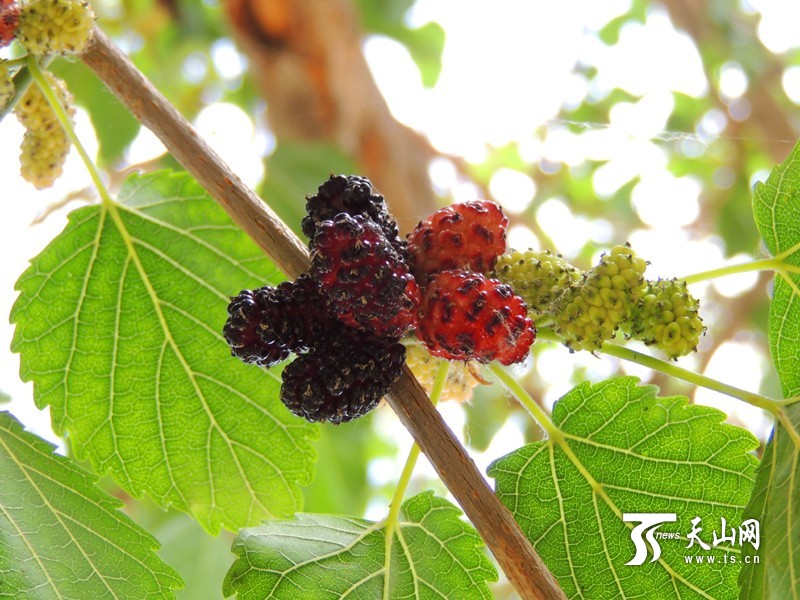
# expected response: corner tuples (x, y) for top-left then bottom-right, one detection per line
(26, 56), (112, 206)
(536, 329), (784, 415)
(681, 257), (800, 284)
(596, 341), (783, 414)
(383, 361), (448, 599)
(3, 56), (30, 69)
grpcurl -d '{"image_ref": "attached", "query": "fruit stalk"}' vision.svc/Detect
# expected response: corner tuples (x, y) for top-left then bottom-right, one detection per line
(81, 27), (565, 600)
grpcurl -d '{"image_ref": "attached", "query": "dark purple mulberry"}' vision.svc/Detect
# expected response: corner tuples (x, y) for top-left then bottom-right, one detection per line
(280, 335), (406, 423)
(302, 174), (406, 257)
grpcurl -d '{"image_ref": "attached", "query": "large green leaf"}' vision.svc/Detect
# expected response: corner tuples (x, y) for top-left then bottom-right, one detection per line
(741, 139), (800, 598)
(223, 492), (497, 599)
(489, 377), (758, 599)
(11, 170), (317, 534)
(0, 411), (182, 598)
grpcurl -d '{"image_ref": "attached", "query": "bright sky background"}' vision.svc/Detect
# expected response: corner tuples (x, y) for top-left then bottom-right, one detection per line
(1, 0), (798, 515)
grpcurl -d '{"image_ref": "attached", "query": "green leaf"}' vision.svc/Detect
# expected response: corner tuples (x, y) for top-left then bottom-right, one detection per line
(11, 170), (317, 534)
(0, 411), (183, 598)
(488, 377), (759, 599)
(741, 138), (800, 598)
(223, 492), (497, 599)
(752, 139), (800, 397)
(0, 391), (9, 405)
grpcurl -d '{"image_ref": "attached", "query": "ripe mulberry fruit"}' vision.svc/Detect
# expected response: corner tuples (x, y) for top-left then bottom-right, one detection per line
(302, 174), (405, 257)
(404, 341), (478, 403)
(0, 0), (19, 47)
(632, 278), (705, 359)
(15, 73), (74, 189)
(223, 288), (290, 368)
(0, 61), (14, 108)
(493, 249), (580, 323)
(258, 274), (345, 353)
(311, 213), (419, 338)
(407, 200), (508, 281)
(553, 244), (647, 352)
(16, 0), (95, 55)
(224, 275), (345, 366)
(280, 336), (406, 423)
(416, 270), (535, 365)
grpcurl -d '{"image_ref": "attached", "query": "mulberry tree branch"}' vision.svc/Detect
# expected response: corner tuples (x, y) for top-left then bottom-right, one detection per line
(80, 28), (565, 600)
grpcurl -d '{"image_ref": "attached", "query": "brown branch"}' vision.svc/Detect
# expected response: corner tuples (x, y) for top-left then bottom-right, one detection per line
(81, 28), (565, 600)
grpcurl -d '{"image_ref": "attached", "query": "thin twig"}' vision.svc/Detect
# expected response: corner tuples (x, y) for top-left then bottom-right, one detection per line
(80, 28), (565, 600)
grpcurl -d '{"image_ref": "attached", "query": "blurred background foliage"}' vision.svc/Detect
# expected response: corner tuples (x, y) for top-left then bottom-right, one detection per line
(5, 0), (800, 597)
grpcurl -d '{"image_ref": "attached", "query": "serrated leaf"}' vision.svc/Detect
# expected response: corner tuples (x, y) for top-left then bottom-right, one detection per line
(488, 377), (758, 599)
(223, 492), (497, 599)
(11, 170), (317, 534)
(742, 138), (800, 598)
(0, 411), (182, 598)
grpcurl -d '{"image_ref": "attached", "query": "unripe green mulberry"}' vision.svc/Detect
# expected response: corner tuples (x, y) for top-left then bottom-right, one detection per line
(493, 249), (580, 323)
(0, 62), (13, 108)
(553, 244), (647, 353)
(16, 0), (94, 56)
(15, 72), (74, 189)
(632, 278), (705, 359)
(404, 341), (478, 404)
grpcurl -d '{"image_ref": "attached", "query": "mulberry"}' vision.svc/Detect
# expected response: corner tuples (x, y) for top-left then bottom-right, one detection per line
(15, 72), (74, 189)
(223, 288), (290, 368)
(0, 61), (14, 108)
(302, 174), (405, 257)
(0, 0), (19, 47)
(632, 278), (705, 359)
(16, 0), (94, 55)
(553, 244), (647, 352)
(416, 269), (535, 365)
(407, 200), (508, 281)
(404, 341), (478, 403)
(493, 249), (580, 323)
(280, 336), (406, 423)
(311, 213), (419, 338)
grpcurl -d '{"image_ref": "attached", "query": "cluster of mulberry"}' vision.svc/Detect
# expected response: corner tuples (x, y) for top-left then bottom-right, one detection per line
(0, 0), (94, 188)
(495, 244), (705, 358)
(408, 201), (535, 366)
(225, 175), (537, 422)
